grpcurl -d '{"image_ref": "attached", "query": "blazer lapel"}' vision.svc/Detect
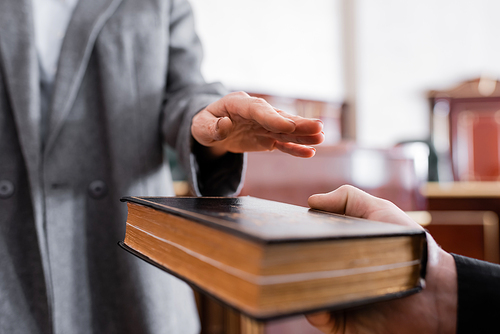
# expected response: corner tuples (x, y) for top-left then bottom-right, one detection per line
(44, 0), (123, 155)
(0, 0), (41, 204)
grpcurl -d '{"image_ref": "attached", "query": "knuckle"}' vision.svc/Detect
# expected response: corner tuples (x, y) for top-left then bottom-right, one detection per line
(229, 91), (248, 98)
(269, 141), (278, 151)
(338, 184), (355, 192)
(251, 97), (269, 106)
(252, 97), (268, 105)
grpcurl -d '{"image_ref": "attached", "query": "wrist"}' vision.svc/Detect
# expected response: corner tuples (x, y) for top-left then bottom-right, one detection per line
(206, 142), (228, 159)
(192, 136), (228, 161)
(425, 233), (457, 334)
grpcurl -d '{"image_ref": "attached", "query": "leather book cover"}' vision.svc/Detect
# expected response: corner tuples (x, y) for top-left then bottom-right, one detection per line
(121, 196), (425, 244)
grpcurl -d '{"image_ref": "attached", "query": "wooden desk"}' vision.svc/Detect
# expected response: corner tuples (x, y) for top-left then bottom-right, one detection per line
(408, 210), (499, 263)
(422, 181), (500, 198)
(422, 182), (500, 263)
(423, 182), (500, 219)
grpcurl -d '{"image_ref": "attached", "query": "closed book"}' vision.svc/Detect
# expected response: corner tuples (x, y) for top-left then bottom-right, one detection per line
(120, 196), (427, 320)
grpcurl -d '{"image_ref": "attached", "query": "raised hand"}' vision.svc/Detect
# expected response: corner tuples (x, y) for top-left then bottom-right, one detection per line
(191, 91), (324, 158)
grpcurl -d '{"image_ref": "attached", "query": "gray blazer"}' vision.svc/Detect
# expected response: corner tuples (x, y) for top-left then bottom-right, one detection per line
(0, 0), (244, 333)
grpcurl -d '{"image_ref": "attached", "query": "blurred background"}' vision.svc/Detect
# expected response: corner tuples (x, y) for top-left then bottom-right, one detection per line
(190, 0), (500, 147)
(182, 2), (500, 333)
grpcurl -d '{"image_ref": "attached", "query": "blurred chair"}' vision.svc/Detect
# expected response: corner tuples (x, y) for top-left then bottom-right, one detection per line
(395, 139), (439, 182)
(428, 77), (500, 181)
(241, 142), (425, 211)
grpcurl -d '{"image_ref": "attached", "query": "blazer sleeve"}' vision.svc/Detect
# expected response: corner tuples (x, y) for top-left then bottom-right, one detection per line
(452, 254), (500, 333)
(160, 0), (245, 197)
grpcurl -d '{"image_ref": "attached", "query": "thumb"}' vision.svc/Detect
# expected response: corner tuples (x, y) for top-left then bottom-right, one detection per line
(214, 116), (233, 141)
(192, 109), (233, 145)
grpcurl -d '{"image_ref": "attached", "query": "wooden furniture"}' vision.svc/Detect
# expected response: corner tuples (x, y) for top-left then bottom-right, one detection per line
(196, 293), (240, 334)
(422, 181), (500, 262)
(241, 143), (424, 211)
(429, 77), (500, 181)
(196, 293), (322, 334)
(408, 210), (499, 263)
(423, 182), (500, 221)
(197, 294), (272, 334)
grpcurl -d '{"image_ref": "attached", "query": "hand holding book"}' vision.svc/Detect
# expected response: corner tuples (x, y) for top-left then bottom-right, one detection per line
(306, 185), (457, 334)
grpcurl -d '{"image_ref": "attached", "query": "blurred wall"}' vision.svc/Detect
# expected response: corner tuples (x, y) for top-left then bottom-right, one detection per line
(189, 0), (343, 101)
(357, 0), (500, 147)
(190, 0), (500, 148)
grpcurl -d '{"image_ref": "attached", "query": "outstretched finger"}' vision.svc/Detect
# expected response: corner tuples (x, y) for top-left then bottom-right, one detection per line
(274, 141), (316, 158)
(267, 131), (325, 145)
(275, 109), (324, 135)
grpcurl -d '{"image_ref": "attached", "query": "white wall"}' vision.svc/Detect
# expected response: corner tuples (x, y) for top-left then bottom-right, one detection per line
(189, 0), (343, 102)
(356, 0), (500, 147)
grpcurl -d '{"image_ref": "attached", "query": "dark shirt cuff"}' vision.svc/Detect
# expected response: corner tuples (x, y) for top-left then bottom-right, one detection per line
(191, 140), (245, 196)
(452, 253), (500, 334)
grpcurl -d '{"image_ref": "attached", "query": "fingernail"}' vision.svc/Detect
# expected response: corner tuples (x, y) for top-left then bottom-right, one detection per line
(216, 118), (222, 131)
(286, 118), (296, 125)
